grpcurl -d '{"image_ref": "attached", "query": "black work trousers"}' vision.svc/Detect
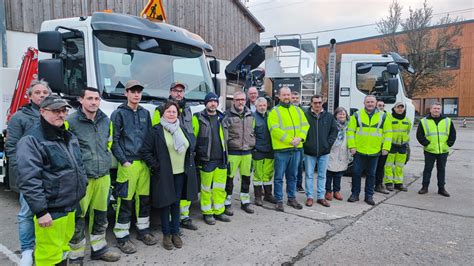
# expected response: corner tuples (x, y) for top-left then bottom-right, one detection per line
(422, 151), (448, 188)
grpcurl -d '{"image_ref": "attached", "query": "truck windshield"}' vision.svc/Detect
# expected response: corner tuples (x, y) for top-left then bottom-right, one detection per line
(94, 31), (213, 101)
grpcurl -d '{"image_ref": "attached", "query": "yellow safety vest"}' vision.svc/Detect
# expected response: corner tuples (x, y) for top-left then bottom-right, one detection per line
(347, 109), (392, 155)
(267, 104), (309, 151)
(391, 115), (411, 145)
(421, 117), (451, 154)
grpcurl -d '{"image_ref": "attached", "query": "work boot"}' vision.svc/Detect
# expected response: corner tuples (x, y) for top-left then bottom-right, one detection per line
(347, 194), (359, 202)
(180, 218), (198, 231)
(162, 235), (173, 250)
(375, 184), (390, 194)
(224, 205), (234, 216)
(136, 233), (157, 246)
(317, 199), (331, 207)
(418, 186), (429, 194)
(263, 185), (278, 204)
(305, 198), (313, 207)
(275, 202), (284, 212)
(203, 214), (216, 225)
(172, 234), (183, 248)
(333, 191), (343, 201)
(394, 184), (408, 192)
(364, 197), (375, 205)
(92, 250), (121, 262)
(117, 240), (137, 254)
(385, 183), (394, 191)
(214, 214), (231, 222)
(241, 203), (254, 214)
(325, 191), (333, 201)
(287, 198), (303, 210)
(254, 185), (263, 206)
(438, 187), (450, 197)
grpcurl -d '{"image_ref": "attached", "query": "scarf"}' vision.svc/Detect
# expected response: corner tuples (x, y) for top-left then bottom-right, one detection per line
(334, 119), (348, 147)
(160, 117), (187, 154)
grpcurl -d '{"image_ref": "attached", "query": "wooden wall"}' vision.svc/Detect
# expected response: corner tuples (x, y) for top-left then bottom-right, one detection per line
(3, 0), (262, 60)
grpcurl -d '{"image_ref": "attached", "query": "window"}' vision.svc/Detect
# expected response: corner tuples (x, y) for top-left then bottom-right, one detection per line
(444, 49), (460, 69)
(61, 33), (87, 96)
(424, 98), (439, 115)
(442, 98), (458, 116)
(355, 63), (397, 103)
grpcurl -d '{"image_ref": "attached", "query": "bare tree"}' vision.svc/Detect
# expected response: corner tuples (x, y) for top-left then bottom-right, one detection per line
(376, 0), (463, 98)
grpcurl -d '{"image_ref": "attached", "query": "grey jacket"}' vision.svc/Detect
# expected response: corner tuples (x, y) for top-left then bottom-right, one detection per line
(16, 119), (87, 217)
(223, 105), (255, 153)
(67, 109), (112, 178)
(5, 103), (40, 164)
(111, 104), (151, 165)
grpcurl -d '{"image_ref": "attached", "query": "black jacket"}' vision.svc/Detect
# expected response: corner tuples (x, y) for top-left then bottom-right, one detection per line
(252, 111), (273, 160)
(303, 109), (338, 156)
(16, 118), (87, 218)
(141, 124), (198, 208)
(416, 114), (456, 147)
(111, 104), (151, 165)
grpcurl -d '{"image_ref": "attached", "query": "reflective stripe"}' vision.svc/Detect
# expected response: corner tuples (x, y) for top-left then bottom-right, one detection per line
(280, 133), (288, 142)
(114, 229), (129, 238)
(275, 107), (284, 128)
(201, 184), (211, 193)
(347, 136), (355, 139)
(263, 181), (273, 185)
(201, 204), (212, 211)
(395, 162), (405, 167)
(213, 182), (226, 190)
(90, 234), (107, 252)
(114, 222), (130, 230)
(240, 193), (250, 204)
(69, 239), (86, 260)
(269, 125), (279, 131)
(253, 181), (263, 186)
(136, 217), (150, 230)
(213, 203), (225, 210)
(225, 195), (232, 205)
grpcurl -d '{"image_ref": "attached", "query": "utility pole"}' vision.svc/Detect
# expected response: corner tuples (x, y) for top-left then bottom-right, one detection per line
(0, 0), (7, 67)
(327, 39), (337, 114)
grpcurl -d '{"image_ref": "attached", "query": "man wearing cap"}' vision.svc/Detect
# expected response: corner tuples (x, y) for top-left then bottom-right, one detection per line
(5, 79), (51, 266)
(383, 102), (411, 192)
(192, 92), (231, 225)
(66, 87), (120, 263)
(223, 91), (256, 215)
(16, 95), (87, 266)
(152, 81), (197, 231)
(111, 80), (157, 254)
(417, 102), (456, 197)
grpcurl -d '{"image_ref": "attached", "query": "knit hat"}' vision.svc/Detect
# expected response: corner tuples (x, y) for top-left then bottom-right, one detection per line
(204, 92), (219, 105)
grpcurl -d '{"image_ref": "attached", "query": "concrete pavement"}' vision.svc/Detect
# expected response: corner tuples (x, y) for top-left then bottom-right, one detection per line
(0, 122), (472, 265)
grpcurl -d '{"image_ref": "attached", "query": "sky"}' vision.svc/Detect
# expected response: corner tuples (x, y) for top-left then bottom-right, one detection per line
(246, 0), (474, 45)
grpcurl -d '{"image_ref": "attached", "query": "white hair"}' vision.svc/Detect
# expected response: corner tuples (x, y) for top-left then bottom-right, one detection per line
(27, 79), (52, 96)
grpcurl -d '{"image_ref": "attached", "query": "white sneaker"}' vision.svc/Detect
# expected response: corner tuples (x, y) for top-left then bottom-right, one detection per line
(19, 249), (33, 266)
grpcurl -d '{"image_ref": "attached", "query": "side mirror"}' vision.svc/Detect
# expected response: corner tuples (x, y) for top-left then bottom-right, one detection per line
(210, 59), (220, 75)
(387, 63), (399, 75)
(38, 59), (64, 93)
(387, 77), (398, 96)
(38, 31), (63, 54)
(213, 77), (220, 96)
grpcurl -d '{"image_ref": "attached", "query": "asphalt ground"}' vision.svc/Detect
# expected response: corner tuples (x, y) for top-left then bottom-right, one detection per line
(0, 122), (472, 265)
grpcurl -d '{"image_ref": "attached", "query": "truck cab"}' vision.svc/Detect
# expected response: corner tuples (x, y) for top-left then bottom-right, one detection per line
(337, 53), (415, 124)
(38, 12), (218, 116)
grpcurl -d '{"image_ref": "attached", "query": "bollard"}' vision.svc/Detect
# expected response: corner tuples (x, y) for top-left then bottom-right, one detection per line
(462, 118), (467, 128)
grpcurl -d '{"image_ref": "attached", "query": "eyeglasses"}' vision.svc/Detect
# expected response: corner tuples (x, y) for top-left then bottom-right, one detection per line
(312, 101), (322, 105)
(44, 108), (69, 115)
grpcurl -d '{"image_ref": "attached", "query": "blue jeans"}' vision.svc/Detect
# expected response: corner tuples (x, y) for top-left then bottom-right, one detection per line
(160, 174), (185, 236)
(304, 154), (329, 199)
(18, 193), (35, 251)
(274, 150), (301, 202)
(351, 154), (378, 199)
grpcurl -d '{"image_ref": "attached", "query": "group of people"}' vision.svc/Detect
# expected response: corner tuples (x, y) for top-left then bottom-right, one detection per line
(6, 79), (456, 266)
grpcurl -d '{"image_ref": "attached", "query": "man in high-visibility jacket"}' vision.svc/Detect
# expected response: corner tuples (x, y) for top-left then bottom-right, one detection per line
(267, 87), (309, 212)
(152, 82), (198, 231)
(347, 95), (392, 205)
(193, 92), (231, 225)
(384, 102), (412, 192)
(416, 102), (456, 197)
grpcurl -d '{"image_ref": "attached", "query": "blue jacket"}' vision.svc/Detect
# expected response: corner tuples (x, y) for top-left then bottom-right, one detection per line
(111, 104), (151, 165)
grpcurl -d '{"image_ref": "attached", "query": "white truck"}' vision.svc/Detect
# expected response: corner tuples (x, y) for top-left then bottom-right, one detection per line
(3, 11), (220, 191)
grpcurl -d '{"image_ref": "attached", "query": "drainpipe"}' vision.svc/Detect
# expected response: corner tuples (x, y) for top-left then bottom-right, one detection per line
(0, 0), (7, 67)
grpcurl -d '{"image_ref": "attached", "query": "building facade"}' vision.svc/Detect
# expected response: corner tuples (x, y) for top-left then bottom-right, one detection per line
(317, 20), (473, 117)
